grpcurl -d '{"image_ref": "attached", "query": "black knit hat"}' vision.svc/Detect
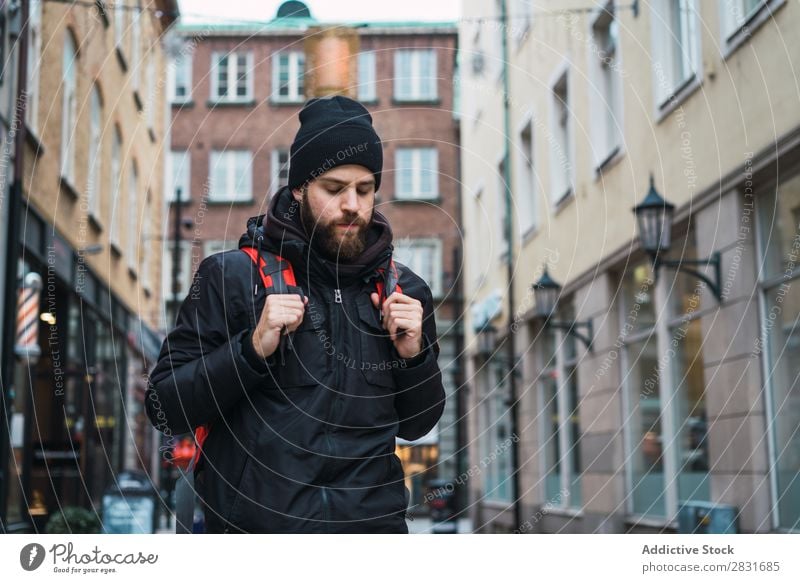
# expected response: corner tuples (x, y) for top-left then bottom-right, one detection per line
(288, 96), (383, 191)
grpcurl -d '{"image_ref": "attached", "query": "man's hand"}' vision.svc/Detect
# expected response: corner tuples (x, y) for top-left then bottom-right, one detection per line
(252, 294), (308, 359)
(369, 291), (423, 359)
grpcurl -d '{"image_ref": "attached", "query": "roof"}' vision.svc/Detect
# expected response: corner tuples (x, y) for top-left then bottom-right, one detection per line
(176, 18), (458, 36)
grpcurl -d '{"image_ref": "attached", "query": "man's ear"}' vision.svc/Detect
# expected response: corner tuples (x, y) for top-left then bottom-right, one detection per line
(291, 187), (303, 202)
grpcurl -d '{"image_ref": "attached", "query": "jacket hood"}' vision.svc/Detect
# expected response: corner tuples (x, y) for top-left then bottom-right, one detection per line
(238, 186), (395, 288)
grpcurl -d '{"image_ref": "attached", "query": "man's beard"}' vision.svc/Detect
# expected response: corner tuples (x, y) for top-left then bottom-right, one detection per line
(300, 190), (370, 263)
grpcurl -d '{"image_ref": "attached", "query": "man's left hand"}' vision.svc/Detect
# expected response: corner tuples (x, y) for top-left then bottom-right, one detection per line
(370, 291), (424, 360)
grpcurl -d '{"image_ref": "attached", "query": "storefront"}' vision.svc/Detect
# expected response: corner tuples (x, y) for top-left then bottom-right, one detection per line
(3, 210), (161, 532)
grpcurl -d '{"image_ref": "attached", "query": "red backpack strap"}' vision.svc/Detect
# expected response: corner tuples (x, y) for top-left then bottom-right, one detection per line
(241, 246), (304, 366)
(375, 258), (402, 319)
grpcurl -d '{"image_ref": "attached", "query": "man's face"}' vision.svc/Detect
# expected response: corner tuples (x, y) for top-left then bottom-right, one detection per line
(292, 164), (376, 262)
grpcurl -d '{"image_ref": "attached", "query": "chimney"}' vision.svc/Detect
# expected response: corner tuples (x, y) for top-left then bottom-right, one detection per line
(304, 26), (360, 99)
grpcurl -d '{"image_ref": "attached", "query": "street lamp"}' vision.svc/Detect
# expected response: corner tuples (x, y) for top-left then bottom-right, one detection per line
(532, 267), (593, 351)
(632, 175), (722, 302)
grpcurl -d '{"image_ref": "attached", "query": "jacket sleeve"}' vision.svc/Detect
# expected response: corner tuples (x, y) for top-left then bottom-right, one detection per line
(390, 282), (446, 441)
(145, 254), (273, 436)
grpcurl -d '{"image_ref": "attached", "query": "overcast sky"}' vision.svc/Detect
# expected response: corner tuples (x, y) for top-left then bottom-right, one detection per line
(178, 0), (462, 25)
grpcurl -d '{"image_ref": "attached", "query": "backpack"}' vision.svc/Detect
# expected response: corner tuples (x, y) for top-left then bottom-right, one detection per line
(175, 246), (402, 533)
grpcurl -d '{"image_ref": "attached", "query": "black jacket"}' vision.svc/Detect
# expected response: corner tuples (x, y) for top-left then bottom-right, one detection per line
(146, 186), (446, 533)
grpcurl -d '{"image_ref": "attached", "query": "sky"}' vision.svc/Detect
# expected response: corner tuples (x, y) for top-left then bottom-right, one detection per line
(177, 0), (462, 25)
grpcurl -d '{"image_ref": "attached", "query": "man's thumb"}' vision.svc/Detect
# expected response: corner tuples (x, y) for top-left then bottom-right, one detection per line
(370, 292), (380, 309)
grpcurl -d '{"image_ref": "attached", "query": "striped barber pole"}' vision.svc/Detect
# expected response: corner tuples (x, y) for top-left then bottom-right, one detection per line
(15, 272), (43, 363)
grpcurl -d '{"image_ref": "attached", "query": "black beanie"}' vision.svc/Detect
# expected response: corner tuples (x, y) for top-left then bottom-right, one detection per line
(288, 96), (383, 191)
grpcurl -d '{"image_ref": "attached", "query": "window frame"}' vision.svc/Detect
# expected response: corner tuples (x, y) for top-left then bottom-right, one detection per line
(393, 49), (438, 102)
(394, 146), (439, 201)
(208, 150), (253, 203)
(271, 50), (305, 103)
(211, 50), (254, 103)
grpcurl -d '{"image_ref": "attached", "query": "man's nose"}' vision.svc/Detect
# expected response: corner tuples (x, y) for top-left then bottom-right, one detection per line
(340, 187), (360, 214)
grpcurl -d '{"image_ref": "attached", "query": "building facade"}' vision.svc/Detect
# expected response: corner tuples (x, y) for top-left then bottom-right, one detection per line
(1, 0), (177, 532)
(163, 1), (464, 514)
(460, 0), (799, 533)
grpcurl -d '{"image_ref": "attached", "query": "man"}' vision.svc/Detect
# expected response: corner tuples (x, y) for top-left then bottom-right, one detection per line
(146, 96), (446, 533)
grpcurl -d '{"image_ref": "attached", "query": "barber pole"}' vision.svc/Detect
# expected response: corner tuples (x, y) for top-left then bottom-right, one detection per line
(15, 272), (42, 364)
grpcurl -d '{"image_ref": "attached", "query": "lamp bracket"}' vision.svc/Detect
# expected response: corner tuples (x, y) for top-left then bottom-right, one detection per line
(654, 252), (722, 302)
(545, 319), (594, 352)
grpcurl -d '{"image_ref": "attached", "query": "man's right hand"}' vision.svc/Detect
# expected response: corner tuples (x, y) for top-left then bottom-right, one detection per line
(252, 293), (308, 359)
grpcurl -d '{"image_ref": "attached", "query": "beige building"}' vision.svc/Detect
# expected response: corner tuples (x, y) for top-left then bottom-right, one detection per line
(1, 0), (178, 531)
(460, 0), (799, 533)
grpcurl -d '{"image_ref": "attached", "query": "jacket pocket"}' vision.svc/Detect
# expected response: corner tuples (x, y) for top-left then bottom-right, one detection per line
(355, 297), (398, 389)
(268, 302), (329, 389)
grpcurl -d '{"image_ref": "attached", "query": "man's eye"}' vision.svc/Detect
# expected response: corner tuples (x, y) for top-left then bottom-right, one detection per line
(327, 188), (339, 194)
(358, 190), (370, 196)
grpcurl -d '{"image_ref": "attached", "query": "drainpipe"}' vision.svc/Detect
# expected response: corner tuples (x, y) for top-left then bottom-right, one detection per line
(499, 0), (522, 531)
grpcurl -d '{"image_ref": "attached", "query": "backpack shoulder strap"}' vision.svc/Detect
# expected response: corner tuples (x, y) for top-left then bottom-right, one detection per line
(241, 246), (302, 296)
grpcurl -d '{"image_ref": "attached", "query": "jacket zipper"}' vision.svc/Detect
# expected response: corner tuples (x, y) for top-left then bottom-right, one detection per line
(321, 288), (343, 533)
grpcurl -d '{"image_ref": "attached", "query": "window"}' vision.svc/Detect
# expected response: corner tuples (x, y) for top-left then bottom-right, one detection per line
(169, 51), (192, 102)
(394, 49), (437, 101)
(479, 363), (514, 503)
(209, 150), (252, 202)
(145, 57), (156, 130)
(589, 4), (623, 168)
(652, 0), (700, 107)
(517, 120), (537, 236)
(496, 158), (508, 256)
(166, 150), (191, 202)
(114, 0), (127, 55)
(394, 147), (438, 200)
(393, 237), (443, 298)
(270, 149), (290, 193)
(620, 241), (710, 520)
(131, 7), (141, 94)
(358, 50), (377, 102)
(140, 194), (151, 290)
(757, 172), (800, 530)
(510, 0), (532, 45)
(549, 69), (572, 204)
(87, 85), (102, 220)
(212, 51), (253, 102)
(722, 0), (766, 39)
(110, 127), (122, 249)
(127, 163), (138, 270)
(272, 51), (304, 103)
(538, 303), (583, 509)
(25, 0), (42, 135)
(60, 33), (78, 187)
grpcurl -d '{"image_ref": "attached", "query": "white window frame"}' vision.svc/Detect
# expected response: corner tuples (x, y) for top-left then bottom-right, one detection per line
(165, 150), (191, 203)
(131, 6), (141, 93)
(516, 114), (538, 238)
(145, 56), (156, 130)
(510, 0), (532, 47)
(140, 193), (151, 291)
(271, 51), (305, 103)
(168, 51), (193, 103)
(393, 49), (437, 102)
(394, 147), (439, 200)
(211, 51), (254, 103)
(392, 237), (443, 298)
(270, 149), (290, 193)
(127, 162), (139, 271)
(358, 50), (377, 102)
(209, 150), (253, 202)
(651, 0), (702, 114)
(60, 32), (78, 187)
(548, 62), (574, 207)
(110, 127), (122, 249)
(719, 0), (785, 58)
(87, 85), (102, 221)
(25, 0), (43, 136)
(588, 2), (624, 171)
(114, 0), (127, 56)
